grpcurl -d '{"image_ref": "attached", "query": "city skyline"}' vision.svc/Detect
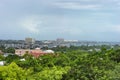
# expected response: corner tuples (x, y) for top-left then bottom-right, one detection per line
(0, 0), (120, 41)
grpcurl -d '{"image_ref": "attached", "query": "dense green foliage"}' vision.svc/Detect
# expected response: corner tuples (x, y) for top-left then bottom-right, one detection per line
(0, 46), (120, 80)
(0, 62), (31, 80)
(0, 46), (15, 53)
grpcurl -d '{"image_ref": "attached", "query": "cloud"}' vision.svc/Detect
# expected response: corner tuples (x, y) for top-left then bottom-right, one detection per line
(18, 14), (84, 36)
(53, 2), (101, 10)
(113, 25), (120, 32)
(58, 27), (82, 35)
(97, 25), (120, 33)
(19, 16), (41, 34)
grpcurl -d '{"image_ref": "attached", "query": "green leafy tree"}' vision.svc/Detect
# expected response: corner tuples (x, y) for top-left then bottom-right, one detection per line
(30, 66), (71, 80)
(5, 54), (20, 64)
(0, 54), (5, 61)
(0, 62), (32, 80)
(6, 47), (15, 53)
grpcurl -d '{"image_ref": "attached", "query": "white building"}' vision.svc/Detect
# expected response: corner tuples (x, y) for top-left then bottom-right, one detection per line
(0, 61), (5, 66)
(44, 50), (54, 53)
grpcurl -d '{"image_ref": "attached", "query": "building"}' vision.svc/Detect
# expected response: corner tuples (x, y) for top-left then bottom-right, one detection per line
(64, 40), (79, 42)
(56, 38), (64, 42)
(25, 37), (35, 44)
(15, 49), (31, 56)
(15, 48), (54, 57)
(31, 48), (45, 57)
(56, 38), (64, 44)
(44, 50), (54, 53)
(0, 61), (5, 66)
(0, 50), (3, 54)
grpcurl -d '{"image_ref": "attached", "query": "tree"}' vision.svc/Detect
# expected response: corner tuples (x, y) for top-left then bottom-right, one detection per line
(0, 62), (32, 80)
(5, 54), (20, 64)
(0, 54), (5, 61)
(30, 66), (71, 80)
(6, 47), (15, 53)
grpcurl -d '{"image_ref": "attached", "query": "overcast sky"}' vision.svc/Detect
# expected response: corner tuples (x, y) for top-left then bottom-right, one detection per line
(0, 0), (120, 41)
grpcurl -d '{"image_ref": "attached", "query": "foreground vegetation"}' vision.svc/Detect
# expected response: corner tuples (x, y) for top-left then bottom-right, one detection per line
(0, 46), (120, 80)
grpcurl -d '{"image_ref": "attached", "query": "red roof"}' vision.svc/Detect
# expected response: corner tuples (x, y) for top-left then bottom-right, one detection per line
(31, 52), (45, 58)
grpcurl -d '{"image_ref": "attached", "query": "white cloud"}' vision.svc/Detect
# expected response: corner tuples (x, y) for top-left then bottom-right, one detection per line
(58, 27), (82, 35)
(53, 2), (101, 10)
(19, 16), (41, 34)
(113, 25), (120, 32)
(117, 2), (120, 6)
(19, 15), (83, 36)
(99, 25), (120, 33)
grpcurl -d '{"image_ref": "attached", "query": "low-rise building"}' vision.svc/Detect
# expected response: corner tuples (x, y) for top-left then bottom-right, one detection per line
(15, 48), (54, 58)
(0, 50), (3, 54)
(44, 50), (54, 53)
(15, 49), (31, 56)
(31, 48), (45, 58)
(0, 61), (5, 66)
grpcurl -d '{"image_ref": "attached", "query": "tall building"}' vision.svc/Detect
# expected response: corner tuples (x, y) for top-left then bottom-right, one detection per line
(56, 38), (64, 44)
(25, 37), (35, 44)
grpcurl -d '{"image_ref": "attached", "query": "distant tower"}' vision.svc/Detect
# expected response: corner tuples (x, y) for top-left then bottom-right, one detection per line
(25, 37), (35, 44)
(56, 38), (64, 44)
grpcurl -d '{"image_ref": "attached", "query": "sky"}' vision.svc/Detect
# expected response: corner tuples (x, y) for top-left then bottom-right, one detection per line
(0, 0), (120, 41)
